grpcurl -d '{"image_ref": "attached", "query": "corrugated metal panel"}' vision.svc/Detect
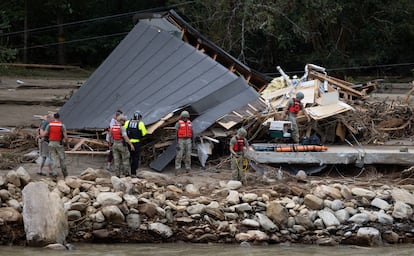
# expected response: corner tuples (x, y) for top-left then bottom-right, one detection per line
(60, 21), (258, 131)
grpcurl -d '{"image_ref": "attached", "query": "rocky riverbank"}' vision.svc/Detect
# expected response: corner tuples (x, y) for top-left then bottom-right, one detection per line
(0, 166), (413, 247)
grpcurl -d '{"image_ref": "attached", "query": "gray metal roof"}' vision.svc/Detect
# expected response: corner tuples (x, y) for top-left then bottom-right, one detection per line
(60, 20), (260, 133)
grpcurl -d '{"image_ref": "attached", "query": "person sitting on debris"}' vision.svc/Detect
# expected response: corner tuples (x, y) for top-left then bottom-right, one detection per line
(109, 114), (134, 177)
(124, 111), (147, 176)
(36, 113), (53, 176)
(229, 127), (249, 182)
(175, 110), (193, 172)
(41, 112), (68, 179)
(281, 91), (311, 143)
(106, 109), (122, 172)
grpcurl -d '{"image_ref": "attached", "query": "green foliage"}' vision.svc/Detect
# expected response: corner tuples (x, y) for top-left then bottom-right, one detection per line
(0, 47), (17, 62)
(0, 65), (92, 78)
(1, 0), (413, 77)
(0, 10), (17, 62)
(171, 0), (414, 76)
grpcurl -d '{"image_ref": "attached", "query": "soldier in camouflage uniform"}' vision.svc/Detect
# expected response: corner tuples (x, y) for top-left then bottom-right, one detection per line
(281, 91), (311, 143)
(229, 128), (249, 181)
(109, 115), (134, 177)
(175, 110), (192, 172)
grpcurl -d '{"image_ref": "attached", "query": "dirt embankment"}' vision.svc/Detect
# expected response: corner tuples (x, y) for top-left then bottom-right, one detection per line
(0, 77), (82, 128)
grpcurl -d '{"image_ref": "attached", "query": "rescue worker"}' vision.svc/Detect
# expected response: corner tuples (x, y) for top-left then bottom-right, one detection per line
(36, 113), (53, 176)
(106, 109), (122, 172)
(41, 112), (68, 179)
(175, 110), (192, 172)
(124, 111), (147, 176)
(109, 114), (134, 177)
(229, 127), (249, 181)
(281, 91), (311, 143)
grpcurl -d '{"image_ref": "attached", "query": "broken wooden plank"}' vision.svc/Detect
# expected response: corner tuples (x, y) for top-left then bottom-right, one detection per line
(67, 137), (108, 148)
(305, 102), (354, 120)
(147, 112), (174, 135)
(309, 71), (365, 98)
(71, 138), (86, 151)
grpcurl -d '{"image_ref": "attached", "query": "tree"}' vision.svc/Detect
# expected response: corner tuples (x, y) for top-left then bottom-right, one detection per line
(171, 0), (414, 76)
(0, 10), (17, 62)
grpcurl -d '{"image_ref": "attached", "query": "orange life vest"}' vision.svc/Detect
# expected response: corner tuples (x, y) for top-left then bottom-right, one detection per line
(288, 98), (302, 114)
(233, 136), (245, 152)
(177, 120), (192, 138)
(49, 121), (63, 141)
(111, 124), (122, 141)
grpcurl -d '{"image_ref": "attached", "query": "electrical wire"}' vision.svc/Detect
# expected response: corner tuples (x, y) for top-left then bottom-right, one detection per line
(264, 62), (414, 76)
(15, 32), (129, 50)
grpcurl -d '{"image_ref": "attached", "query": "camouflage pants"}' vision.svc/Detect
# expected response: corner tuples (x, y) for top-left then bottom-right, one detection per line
(48, 141), (67, 177)
(112, 142), (130, 176)
(231, 154), (246, 181)
(175, 138), (192, 169)
(287, 113), (299, 143)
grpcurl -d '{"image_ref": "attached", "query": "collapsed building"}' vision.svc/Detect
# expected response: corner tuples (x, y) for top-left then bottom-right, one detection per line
(58, 10), (414, 172)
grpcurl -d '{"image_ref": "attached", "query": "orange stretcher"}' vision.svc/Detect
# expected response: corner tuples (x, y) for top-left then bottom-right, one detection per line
(275, 145), (328, 152)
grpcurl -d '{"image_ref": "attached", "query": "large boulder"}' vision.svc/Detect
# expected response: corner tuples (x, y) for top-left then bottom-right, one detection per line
(22, 182), (68, 247)
(0, 207), (22, 223)
(266, 201), (288, 228)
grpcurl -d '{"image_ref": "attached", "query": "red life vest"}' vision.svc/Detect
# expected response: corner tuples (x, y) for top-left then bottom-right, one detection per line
(111, 124), (123, 141)
(233, 137), (245, 152)
(49, 121), (63, 141)
(177, 120), (192, 138)
(288, 98), (301, 114)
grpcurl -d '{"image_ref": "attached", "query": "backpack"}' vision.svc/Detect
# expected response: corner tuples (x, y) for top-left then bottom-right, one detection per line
(301, 134), (321, 145)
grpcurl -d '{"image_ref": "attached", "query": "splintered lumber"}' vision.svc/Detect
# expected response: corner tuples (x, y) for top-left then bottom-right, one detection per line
(67, 137), (107, 151)
(147, 112), (174, 134)
(309, 71), (366, 98)
(71, 138), (86, 151)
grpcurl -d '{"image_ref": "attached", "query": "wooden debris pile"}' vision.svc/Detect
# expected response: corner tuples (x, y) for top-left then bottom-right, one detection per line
(0, 129), (39, 169)
(0, 129), (37, 152)
(337, 98), (414, 144)
(258, 64), (413, 145)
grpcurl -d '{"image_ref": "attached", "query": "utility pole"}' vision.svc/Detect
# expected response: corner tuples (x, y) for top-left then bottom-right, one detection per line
(23, 0), (28, 63)
(57, 13), (65, 65)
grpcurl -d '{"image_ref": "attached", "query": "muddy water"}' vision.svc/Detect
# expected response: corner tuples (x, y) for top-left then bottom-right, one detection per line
(1, 243), (414, 256)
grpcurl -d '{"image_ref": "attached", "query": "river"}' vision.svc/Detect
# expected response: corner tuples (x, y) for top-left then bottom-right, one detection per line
(1, 243), (414, 256)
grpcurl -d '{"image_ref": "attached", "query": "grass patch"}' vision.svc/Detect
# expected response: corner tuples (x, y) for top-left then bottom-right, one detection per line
(0, 65), (93, 79)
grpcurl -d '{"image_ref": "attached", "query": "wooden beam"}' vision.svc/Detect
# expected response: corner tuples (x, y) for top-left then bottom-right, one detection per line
(71, 138), (86, 151)
(67, 137), (107, 148)
(147, 112), (174, 134)
(310, 71), (365, 98)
